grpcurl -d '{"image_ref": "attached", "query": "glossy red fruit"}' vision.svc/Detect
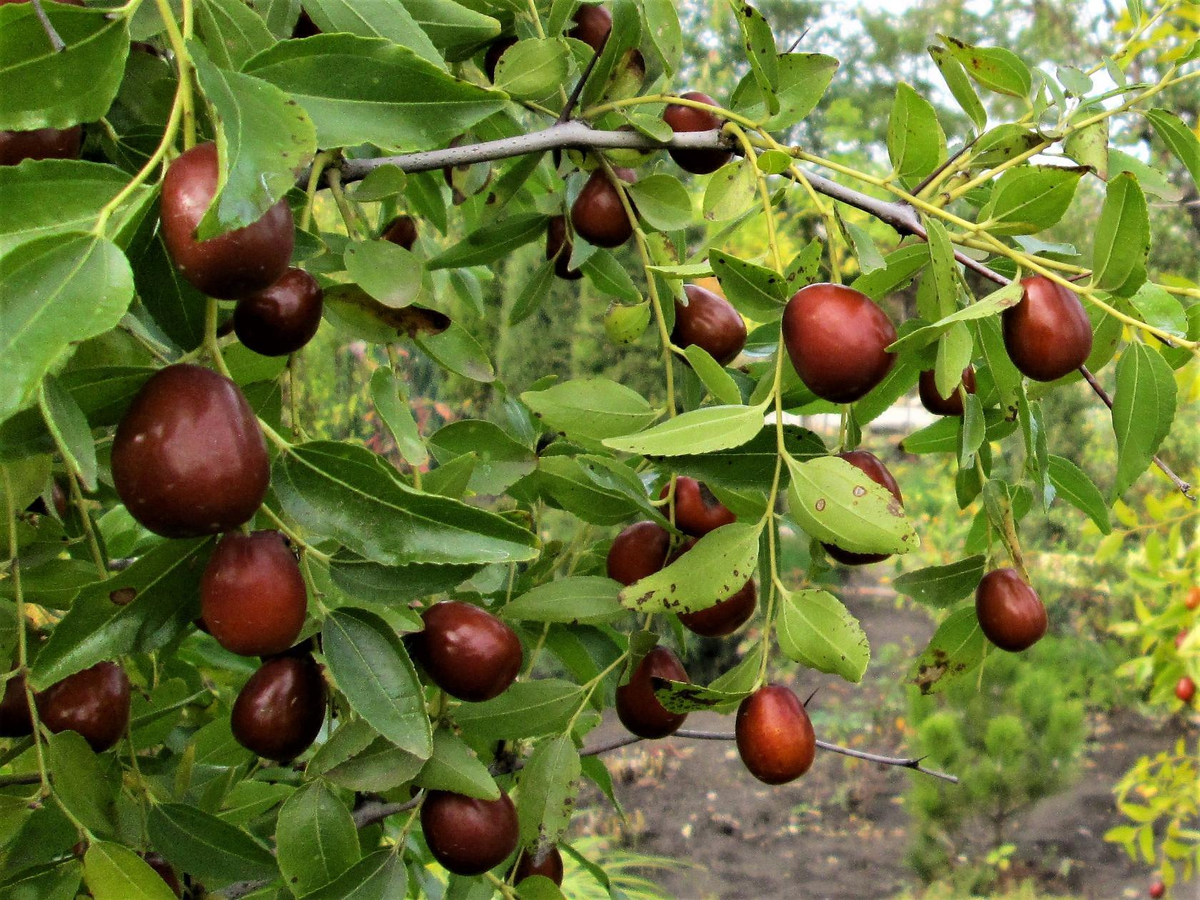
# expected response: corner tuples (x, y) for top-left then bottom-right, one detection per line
(679, 579), (757, 638)
(233, 267), (323, 357)
(38, 662), (130, 752)
(421, 789), (519, 875)
(161, 142), (294, 299)
(512, 846), (564, 886)
(112, 365), (269, 538)
(1186, 586), (1200, 610)
(662, 92), (731, 175)
(545, 215), (582, 280)
(231, 655), (326, 761)
(484, 36), (516, 82)
(0, 672), (33, 737)
(1149, 879), (1166, 899)
(568, 4), (612, 53)
(570, 167), (636, 249)
(783, 283), (897, 403)
(1176, 630), (1189, 650)
(1002, 276), (1093, 382)
(381, 214), (418, 250)
(918, 366), (976, 417)
(673, 284), (747, 365)
(615, 646), (688, 739)
(735, 684), (815, 785)
(0, 125), (82, 166)
(1176, 676), (1196, 704)
(143, 853), (182, 898)
(661, 476), (736, 537)
(822, 450), (903, 566)
(606, 521), (670, 586)
(975, 568), (1048, 652)
(411, 601), (522, 702)
(200, 531), (307, 657)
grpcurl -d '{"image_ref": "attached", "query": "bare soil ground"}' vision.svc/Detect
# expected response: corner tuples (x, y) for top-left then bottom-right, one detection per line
(576, 582), (1200, 900)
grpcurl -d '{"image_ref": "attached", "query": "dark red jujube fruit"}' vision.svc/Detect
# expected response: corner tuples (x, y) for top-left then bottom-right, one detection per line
(545, 215), (583, 280)
(615, 646), (688, 739)
(0, 671), (34, 737)
(512, 846), (564, 886)
(143, 853), (183, 898)
(606, 521), (671, 586)
(822, 450), (903, 566)
(661, 476), (736, 537)
(662, 91), (731, 175)
(567, 4), (612, 53)
(679, 579), (757, 638)
(37, 662), (131, 752)
(231, 654), (327, 761)
(160, 142), (294, 299)
(484, 36), (516, 82)
(0, 125), (82, 166)
(200, 530), (308, 657)
(411, 601), (522, 702)
(783, 283), (897, 403)
(571, 167), (636, 249)
(974, 568), (1048, 652)
(380, 214), (418, 250)
(918, 366), (976, 417)
(735, 684), (816, 785)
(233, 267), (323, 357)
(672, 283), (747, 365)
(1174, 676), (1195, 704)
(1002, 275), (1093, 382)
(421, 789), (519, 876)
(111, 364), (269, 538)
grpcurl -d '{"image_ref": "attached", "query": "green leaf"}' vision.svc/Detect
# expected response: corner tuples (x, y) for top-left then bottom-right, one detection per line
(730, 0), (778, 113)
(508, 258), (556, 326)
(603, 403), (765, 456)
(651, 678), (752, 713)
(776, 587), (869, 683)
(910, 606), (986, 695)
(244, 34), (504, 150)
(1047, 455), (1111, 534)
(272, 441), (537, 566)
(928, 44), (986, 131)
(369, 368), (428, 466)
(132, 235), (207, 351)
(455, 679), (583, 740)
(344, 240), (423, 309)
(189, 41), (316, 237)
(888, 83), (945, 182)
(276, 782), (361, 897)
(1127, 282), (1187, 339)
(981, 165), (1083, 235)
(302, 0), (442, 67)
(303, 850), (408, 900)
(730, 52), (838, 130)
(329, 552), (476, 605)
(494, 38), (572, 101)
(893, 556), (986, 608)
(518, 735), (580, 856)
(702, 160), (757, 222)
(619, 522), (760, 614)
(30, 538), (212, 690)
(502, 577), (625, 625)
(923, 217), (959, 320)
(843, 220), (886, 274)
(664, 426), (825, 491)
(1063, 118), (1109, 179)
(415, 321), (496, 383)
(84, 842), (178, 900)
(0, 558), (97, 610)
(888, 282), (1022, 354)
(522, 379), (657, 448)
(403, 0), (500, 53)
(710, 249), (789, 321)
(1111, 343), (1176, 499)
(414, 729), (500, 800)
(626, 174), (693, 232)
(641, 0), (682, 77)
(1092, 172), (1150, 298)
(49, 732), (116, 837)
(38, 376), (96, 492)
(902, 409), (1018, 454)
(0, 4), (128, 130)
(195, 0), (275, 70)
(428, 419), (535, 495)
(684, 345), (742, 405)
(428, 213), (548, 270)
(939, 34), (1032, 98)
(850, 244), (929, 299)
(785, 455), (919, 556)
(323, 607), (433, 759)
(528, 455), (649, 527)
(0, 234), (134, 426)
(148, 803), (277, 888)
(581, 251), (641, 303)
(1144, 108), (1200, 191)
(579, 0), (640, 107)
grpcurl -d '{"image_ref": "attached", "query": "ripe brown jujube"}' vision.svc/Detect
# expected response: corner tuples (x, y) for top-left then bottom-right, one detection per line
(111, 364), (269, 538)
(411, 601), (522, 702)
(0, 125), (82, 166)
(37, 662), (130, 752)
(822, 450), (903, 566)
(231, 654), (326, 761)
(1188, 586), (1200, 610)
(615, 646), (688, 739)
(1175, 676), (1195, 704)
(568, 4), (612, 53)
(662, 91), (731, 175)
(0, 671), (33, 737)
(233, 267), (323, 357)
(735, 684), (815, 785)
(661, 476), (736, 537)
(606, 521), (670, 586)
(143, 853), (183, 898)
(381, 214), (418, 250)
(679, 578), (757, 638)
(974, 568), (1048, 652)
(160, 142), (294, 299)
(782, 283), (897, 403)
(571, 167), (636, 249)
(421, 789), (519, 876)
(200, 531), (308, 657)
(672, 284), (747, 365)
(512, 846), (564, 886)
(545, 215), (582, 280)
(918, 366), (976, 417)
(1002, 276), (1093, 382)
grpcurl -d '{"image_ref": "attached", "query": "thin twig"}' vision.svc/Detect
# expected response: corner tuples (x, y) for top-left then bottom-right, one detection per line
(557, 50), (602, 124)
(29, 0), (66, 52)
(0, 772), (41, 789)
(351, 795), (420, 830)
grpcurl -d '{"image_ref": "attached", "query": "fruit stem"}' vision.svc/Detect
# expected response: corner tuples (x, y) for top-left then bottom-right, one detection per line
(484, 871), (519, 899)
(299, 150), (336, 234)
(727, 124), (782, 274)
(754, 329), (790, 686)
(28, 0), (65, 53)
(67, 471), (109, 581)
(204, 299), (234, 379)
(786, 165), (844, 283)
(326, 166), (367, 240)
(152, 0), (195, 149)
(259, 504), (331, 565)
(256, 417), (294, 454)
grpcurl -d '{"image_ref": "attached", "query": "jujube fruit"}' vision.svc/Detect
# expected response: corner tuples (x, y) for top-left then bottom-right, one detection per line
(821, 450), (902, 566)
(661, 476), (736, 537)
(112, 364), (269, 538)
(735, 684), (815, 785)
(421, 789), (519, 876)
(615, 645), (688, 739)
(1175, 629), (1188, 650)
(783, 283), (897, 403)
(545, 215), (582, 280)
(512, 846), (564, 886)
(484, 37), (516, 82)
(233, 267), (323, 357)
(568, 4), (612, 53)
(291, 9), (320, 37)
(200, 530), (308, 657)
(160, 142), (294, 299)
(662, 91), (731, 175)
(381, 214), (418, 250)
(571, 167), (636, 249)
(411, 601), (522, 702)
(1176, 676), (1196, 704)
(672, 284), (747, 365)
(1149, 879), (1165, 899)
(1002, 276), (1093, 382)
(0, 125), (82, 166)
(37, 661), (130, 752)
(1186, 586), (1200, 610)
(231, 654), (326, 761)
(143, 853), (182, 898)
(918, 366), (976, 417)
(975, 568), (1047, 652)
(606, 521), (670, 586)
(0, 671), (33, 737)
(679, 578), (757, 638)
